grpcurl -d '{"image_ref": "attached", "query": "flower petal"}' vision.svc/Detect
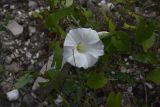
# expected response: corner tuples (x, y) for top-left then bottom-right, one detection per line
(67, 52), (87, 68)
(85, 41), (104, 58)
(85, 54), (98, 68)
(66, 52), (98, 69)
(80, 28), (100, 44)
(64, 33), (77, 46)
(63, 28), (105, 69)
(64, 28), (82, 46)
(63, 46), (75, 59)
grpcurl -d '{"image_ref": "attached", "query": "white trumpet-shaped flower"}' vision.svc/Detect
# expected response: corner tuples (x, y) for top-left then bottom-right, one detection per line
(63, 28), (104, 69)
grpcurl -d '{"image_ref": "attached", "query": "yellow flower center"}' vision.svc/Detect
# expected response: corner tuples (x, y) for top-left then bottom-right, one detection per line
(76, 42), (86, 52)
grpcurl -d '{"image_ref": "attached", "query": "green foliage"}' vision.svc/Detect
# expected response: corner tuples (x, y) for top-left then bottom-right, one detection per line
(134, 52), (158, 64)
(0, 65), (4, 74)
(87, 72), (108, 89)
(111, 71), (136, 86)
(82, 8), (93, 18)
(25, 0), (160, 106)
(52, 41), (63, 70)
(111, 31), (131, 52)
(31, 12), (43, 19)
(102, 37), (115, 53)
(106, 92), (122, 107)
(109, 20), (116, 32)
(45, 6), (73, 37)
(142, 33), (155, 52)
(135, 19), (155, 43)
(146, 68), (160, 84)
(123, 23), (136, 30)
(45, 70), (63, 89)
(115, 0), (125, 4)
(65, 0), (73, 7)
(45, 6), (73, 26)
(14, 73), (32, 89)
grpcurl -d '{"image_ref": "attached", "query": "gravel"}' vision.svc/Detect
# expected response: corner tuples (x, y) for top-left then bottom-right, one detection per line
(6, 89), (19, 101)
(6, 20), (23, 36)
(28, 1), (38, 10)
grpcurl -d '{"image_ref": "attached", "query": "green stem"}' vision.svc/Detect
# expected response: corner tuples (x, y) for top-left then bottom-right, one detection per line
(98, 31), (110, 39)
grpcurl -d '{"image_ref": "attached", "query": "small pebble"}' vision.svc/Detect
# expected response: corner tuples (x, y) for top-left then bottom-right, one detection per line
(145, 82), (153, 89)
(10, 5), (15, 9)
(126, 62), (129, 65)
(29, 26), (36, 34)
(127, 87), (133, 92)
(124, 58), (128, 62)
(26, 52), (32, 58)
(5, 56), (12, 64)
(6, 89), (19, 101)
(129, 56), (133, 60)
(6, 20), (23, 36)
(54, 95), (63, 105)
(28, 1), (37, 9)
(17, 11), (22, 15)
(120, 66), (127, 73)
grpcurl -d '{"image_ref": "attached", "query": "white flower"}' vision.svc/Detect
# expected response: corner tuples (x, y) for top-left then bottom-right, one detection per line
(63, 28), (104, 69)
(6, 89), (19, 101)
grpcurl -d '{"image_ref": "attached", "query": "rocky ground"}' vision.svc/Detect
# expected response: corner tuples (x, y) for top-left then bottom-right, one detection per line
(0, 0), (52, 106)
(0, 0), (160, 107)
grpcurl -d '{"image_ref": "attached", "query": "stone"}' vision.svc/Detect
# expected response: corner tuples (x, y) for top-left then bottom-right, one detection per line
(129, 56), (133, 60)
(28, 1), (37, 9)
(26, 52), (32, 58)
(23, 94), (36, 106)
(32, 77), (48, 90)
(28, 26), (36, 34)
(145, 82), (153, 89)
(6, 89), (19, 101)
(6, 20), (23, 36)
(40, 55), (53, 74)
(5, 56), (12, 64)
(54, 95), (63, 105)
(10, 5), (15, 9)
(124, 58), (128, 62)
(1, 81), (13, 93)
(127, 86), (133, 92)
(5, 62), (23, 72)
(98, 1), (114, 12)
(120, 66), (127, 73)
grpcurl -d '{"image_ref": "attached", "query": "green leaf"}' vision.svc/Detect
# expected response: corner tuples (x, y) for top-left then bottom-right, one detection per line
(134, 52), (158, 64)
(46, 70), (61, 81)
(111, 31), (131, 52)
(146, 68), (160, 84)
(52, 41), (63, 70)
(142, 33), (155, 52)
(102, 37), (115, 53)
(45, 6), (73, 38)
(45, 6), (73, 26)
(109, 20), (116, 32)
(87, 72), (107, 89)
(65, 0), (73, 7)
(123, 22), (136, 30)
(31, 12), (43, 19)
(115, 0), (125, 4)
(14, 73), (32, 89)
(106, 92), (122, 107)
(48, 0), (59, 6)
(83, 8), (93, 18)
(0, 65), (4, 74)
(63, 79), (75, 92)
(135, 19), (155, 43)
